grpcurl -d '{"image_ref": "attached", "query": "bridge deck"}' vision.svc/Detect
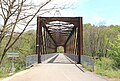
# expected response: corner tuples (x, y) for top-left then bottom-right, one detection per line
(2, 54), (107, 81)
(49, 54), (72, 64)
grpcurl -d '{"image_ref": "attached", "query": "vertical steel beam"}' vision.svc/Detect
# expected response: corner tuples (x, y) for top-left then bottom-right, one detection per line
(74, 31), (76, 54)
(36, 17), (39, 55)
(45, 29), (47, 54)
(55, 46), (57, 53)
(70, 39), (72, 54)
(80, 17), (83, 56)
(72, 38), (74, 54)
(36, 17), (40, 63)
(64, 45), (66, 53)
(78, 17), (83, 64)
(37, 17), (42, 63)
(74, 28), (77, 55)
(46, 31), (48, 54)
(43, 28), (46, 54)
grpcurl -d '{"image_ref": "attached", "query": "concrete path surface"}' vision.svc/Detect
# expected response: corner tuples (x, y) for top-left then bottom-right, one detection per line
(2, 54), (107, 81)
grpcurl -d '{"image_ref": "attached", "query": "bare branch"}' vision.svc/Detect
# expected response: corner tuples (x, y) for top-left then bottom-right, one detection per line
(0, 0), (52, 64)
(5, 0), (24, 49)
(6, 0), (52, 50)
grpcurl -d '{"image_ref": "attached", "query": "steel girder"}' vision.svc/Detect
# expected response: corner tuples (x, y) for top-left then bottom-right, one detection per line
(36, 17), (83, 63)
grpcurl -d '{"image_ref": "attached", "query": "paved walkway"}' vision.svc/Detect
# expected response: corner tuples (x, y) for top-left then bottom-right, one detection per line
(2, 54), (107, 81)
(50, 54), (72, 64)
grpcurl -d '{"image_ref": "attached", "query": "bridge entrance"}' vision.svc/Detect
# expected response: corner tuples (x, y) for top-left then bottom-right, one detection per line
(57, 46), (64, 53)
(36, 17), (83, 64)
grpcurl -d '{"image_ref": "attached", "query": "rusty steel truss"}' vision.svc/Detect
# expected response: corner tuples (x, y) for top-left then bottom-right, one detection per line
(36, 17), (83, 64)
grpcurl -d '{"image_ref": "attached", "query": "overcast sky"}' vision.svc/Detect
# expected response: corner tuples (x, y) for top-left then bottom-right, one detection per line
(32, 0), (120, 26)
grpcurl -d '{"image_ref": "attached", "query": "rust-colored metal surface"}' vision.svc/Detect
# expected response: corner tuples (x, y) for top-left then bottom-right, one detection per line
(36, 17), (41, 63)
(36, 17), (83, 63)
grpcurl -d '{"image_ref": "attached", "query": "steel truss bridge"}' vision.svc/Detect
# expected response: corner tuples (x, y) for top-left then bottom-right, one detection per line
(4, 17), (103, 81)
(36, 17), (83, 64)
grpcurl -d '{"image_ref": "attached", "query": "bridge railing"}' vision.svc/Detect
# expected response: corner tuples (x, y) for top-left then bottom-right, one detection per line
(41, 53), (57, 62)
(26, 54), (38, 68)
(25, 53), (57, 68)
(64, 54), (78, 63)
(81, 55), (94, 71)
(64, 54), (94, 71)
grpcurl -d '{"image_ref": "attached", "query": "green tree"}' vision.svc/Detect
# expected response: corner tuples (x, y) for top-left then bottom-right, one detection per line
(109, 35), (120, 68)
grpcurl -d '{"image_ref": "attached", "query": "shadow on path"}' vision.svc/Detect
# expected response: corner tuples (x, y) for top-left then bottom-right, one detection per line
(48, 54), (59, 63)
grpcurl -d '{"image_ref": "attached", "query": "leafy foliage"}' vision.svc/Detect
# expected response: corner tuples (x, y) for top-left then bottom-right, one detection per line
(83, 24), (120, 78)
(95, 58), (120, 78)
(0, 30), (36, 77)
(109, 35), (120, 68)
(1, 24), (120, 79)
(57, 46), (64, 53)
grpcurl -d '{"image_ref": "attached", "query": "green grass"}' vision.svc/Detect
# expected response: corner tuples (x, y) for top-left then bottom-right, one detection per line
(0, 62), (25, 78)
(0, 68), (9, 78)
(94, 58), (120, 79)
(0, 67), (25, 78)
(82, 62), (93, 72)
(82, 57), (120, 79)
(95, 67), (120, 78)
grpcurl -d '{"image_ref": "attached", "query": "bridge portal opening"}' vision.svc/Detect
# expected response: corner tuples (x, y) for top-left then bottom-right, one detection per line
(57, 46), (64, 53)
(36, 17), (83, 64)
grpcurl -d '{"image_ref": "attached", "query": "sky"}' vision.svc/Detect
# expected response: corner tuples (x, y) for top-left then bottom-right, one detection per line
(1, 0), (120, 31)
(33, 0), (120, 26)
